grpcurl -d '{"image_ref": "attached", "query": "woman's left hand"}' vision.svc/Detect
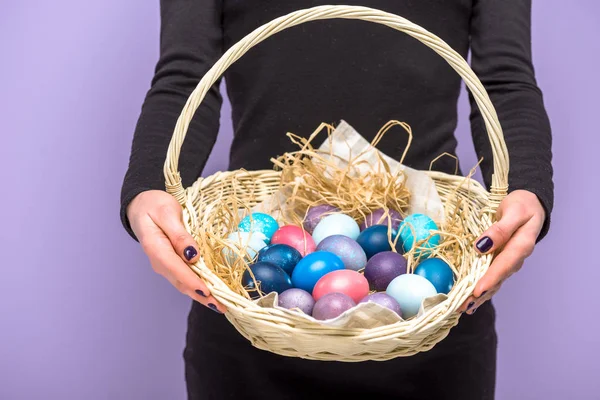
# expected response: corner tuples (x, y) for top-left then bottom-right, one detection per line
(458, 189), (546, 314)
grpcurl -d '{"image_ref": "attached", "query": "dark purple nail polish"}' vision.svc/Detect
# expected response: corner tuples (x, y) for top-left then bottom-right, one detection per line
(184, 246), (197, 261)
(195, 289), (206, 297)
(476, 236), (493, 253)
(208, 303), (221, 313)
(468, 301), (475, 310)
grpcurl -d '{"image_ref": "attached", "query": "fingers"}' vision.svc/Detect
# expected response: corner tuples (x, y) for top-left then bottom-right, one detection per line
(461, 284), (502, 315)
(459, 220), (537, 314)
(474, 201), (532, 255)
(476, 215), (539, 289)
(150, 204), (201, 264)
(141, 234), (227, 314)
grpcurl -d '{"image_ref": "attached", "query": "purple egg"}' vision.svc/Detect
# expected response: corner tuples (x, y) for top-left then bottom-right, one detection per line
(312, 292), (356, 320)
(303, 204), (340, 234)
(360, 208), (403, 231)
(278, 288), (316, 315)
(363, 251), (407, 291)
(316, 235), (367, 271)
(359, 292), (402, 317)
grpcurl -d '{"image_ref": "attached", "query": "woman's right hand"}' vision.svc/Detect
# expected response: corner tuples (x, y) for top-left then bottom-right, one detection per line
(127, 190), (226, 313)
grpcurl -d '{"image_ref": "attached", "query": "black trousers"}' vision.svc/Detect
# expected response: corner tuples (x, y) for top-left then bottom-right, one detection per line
(184, 300), (497, 400)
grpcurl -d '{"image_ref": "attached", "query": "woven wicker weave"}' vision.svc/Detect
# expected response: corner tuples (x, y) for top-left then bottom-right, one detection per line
(162, 5), (509, 362)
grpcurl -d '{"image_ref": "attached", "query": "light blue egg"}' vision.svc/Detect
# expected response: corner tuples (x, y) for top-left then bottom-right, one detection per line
(238, 212), (279, 243)
(398, 213), (441, 258)
(222, 231), (268, 263)
(386, 274), (437, 319)
(311, 213), (360, 245)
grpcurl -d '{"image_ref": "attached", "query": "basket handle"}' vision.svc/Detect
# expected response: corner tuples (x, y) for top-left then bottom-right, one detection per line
(164, 5), (509, 207)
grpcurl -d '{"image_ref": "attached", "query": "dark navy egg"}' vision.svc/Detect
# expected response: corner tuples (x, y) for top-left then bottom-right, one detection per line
(356, 224), (403, 259)
(242, 261), (293, 299)
(414, 257), (455, 294)
(257, 244), (303, 275)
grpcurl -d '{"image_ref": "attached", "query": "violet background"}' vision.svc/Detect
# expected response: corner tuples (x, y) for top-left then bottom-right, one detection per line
(1, 1), (597, 399)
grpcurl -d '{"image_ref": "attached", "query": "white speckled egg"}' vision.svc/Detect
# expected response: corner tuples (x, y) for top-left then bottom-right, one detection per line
(222, 231), (268, 263)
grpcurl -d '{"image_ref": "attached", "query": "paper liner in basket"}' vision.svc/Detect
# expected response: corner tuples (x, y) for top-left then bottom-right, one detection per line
(256, 292), (448, 328)
(248, 120), (449, 328)
(252, 120), (445, 225)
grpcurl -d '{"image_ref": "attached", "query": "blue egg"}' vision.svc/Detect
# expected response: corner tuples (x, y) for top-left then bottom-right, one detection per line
(257, 244), (302, 276)
(242, 261), (293, 299)
(316, 235), (367, 271)
(398, 214), (441, 258)
(291, 251), (345, 293)
(311, 213), (360, 245)
(414, 258), (455, 294)
(386, 274), (437, 319)
(356, 225), (403, 259)
(238, 212), (279, 243)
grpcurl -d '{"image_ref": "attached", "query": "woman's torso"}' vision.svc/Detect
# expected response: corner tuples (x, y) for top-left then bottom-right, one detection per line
(222, 0), (473, 175)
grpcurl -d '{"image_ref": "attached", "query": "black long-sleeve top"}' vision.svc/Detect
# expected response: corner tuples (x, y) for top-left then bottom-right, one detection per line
(121, 0), (553, 241)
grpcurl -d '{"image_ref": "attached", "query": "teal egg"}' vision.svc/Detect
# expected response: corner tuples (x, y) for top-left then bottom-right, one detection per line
(414, 258), (455, 294)
(398, 214), (441, 258)
(238, 212), (279, 243)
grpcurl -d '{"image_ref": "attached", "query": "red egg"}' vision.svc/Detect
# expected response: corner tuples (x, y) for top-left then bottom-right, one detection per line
(271, 225), (316, 257)
(312, 270), (370, 304)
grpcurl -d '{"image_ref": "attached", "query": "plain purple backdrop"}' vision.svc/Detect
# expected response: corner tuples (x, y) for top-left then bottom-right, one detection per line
(1, 1), (598, 399)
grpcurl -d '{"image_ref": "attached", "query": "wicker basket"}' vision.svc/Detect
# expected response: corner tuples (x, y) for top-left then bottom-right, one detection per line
(163, 5), (509, 362)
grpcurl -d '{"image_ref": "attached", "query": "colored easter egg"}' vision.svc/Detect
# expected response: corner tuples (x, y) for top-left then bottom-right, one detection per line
(359, 292), (402, 317)
(271, 225), (316, 256)
(311, 213), (360, 245)
(398, 214), (441, 257)
(414, 258), (455, 294)
(291, 251), (345, 293)
(303, 204), (340, 234)
(222, 231), (268, 263)
(356, 225), (402, 259)
(238, 212), (279, 243)
(360, 208), (403, 231)
(315, 235), (367, 271)
(257, 243), (302, 276)
(363, 251), (407, 291)
(242, 261), (293, 299)
(312, 293), (356, 320)
(278, 288), (315, 315)
(312, 270), (370, 304)
(386, 274), (437, 319)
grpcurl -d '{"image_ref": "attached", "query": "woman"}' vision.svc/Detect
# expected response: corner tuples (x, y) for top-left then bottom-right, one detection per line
(121, 1), (553, 399)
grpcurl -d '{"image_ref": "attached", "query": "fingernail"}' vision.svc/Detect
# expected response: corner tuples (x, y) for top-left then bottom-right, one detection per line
(195, 289), (206, 297)
(480, 291), (488, 297)
(184, 246), (198, 261)
(476, 236), (493, 253)
(468, 301), (475, 310)
(208, 303), (222, 313)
